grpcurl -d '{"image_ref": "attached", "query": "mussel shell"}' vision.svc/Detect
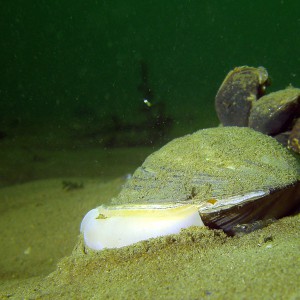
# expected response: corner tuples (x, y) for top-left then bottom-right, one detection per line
(200, 181), (300, 234)
(112, 127), (300, 231)
(249, 87), (300, 135)
(215, 66), (269, 126)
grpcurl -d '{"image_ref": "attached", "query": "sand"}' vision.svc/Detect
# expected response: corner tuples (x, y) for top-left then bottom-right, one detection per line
(0, 146), (299, 299)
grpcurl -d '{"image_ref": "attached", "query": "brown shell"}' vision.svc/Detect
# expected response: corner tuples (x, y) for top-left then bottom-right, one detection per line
(215, 66), (269, 126)
(249, 87), (300, 135)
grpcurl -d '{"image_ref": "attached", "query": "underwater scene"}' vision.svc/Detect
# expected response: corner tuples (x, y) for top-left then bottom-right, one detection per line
(1, 1), (300, 299)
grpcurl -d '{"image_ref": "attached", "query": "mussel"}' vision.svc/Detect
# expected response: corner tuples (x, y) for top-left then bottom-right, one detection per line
(80, 127), (300, 250)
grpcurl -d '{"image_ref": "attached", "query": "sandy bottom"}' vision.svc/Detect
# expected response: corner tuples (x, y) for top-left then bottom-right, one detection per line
(0, 146), (300, 299)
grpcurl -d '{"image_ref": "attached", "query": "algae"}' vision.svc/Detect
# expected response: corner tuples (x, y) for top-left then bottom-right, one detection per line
(113, 127), (299, 205)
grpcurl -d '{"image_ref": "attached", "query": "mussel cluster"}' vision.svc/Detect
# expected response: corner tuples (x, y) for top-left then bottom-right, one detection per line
(215, 66), (300, 153)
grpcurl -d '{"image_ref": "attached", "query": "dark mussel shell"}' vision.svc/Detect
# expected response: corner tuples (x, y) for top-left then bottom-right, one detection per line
(249, 87), (300, 136)
(215, 66), (269, 126)
(200, 181), (300, 235)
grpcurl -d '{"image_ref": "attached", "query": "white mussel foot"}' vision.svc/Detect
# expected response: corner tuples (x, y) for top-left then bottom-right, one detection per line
(80, 204), (204, 250)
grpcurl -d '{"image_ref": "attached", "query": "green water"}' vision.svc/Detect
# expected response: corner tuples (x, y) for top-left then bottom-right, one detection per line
(1, 0), (300, 145)
(1, 3), (300, 296)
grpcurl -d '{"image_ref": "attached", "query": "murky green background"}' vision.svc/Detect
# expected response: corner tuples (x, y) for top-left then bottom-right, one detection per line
(1, 4), (300, 296)
(1, 0), (300, 145)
